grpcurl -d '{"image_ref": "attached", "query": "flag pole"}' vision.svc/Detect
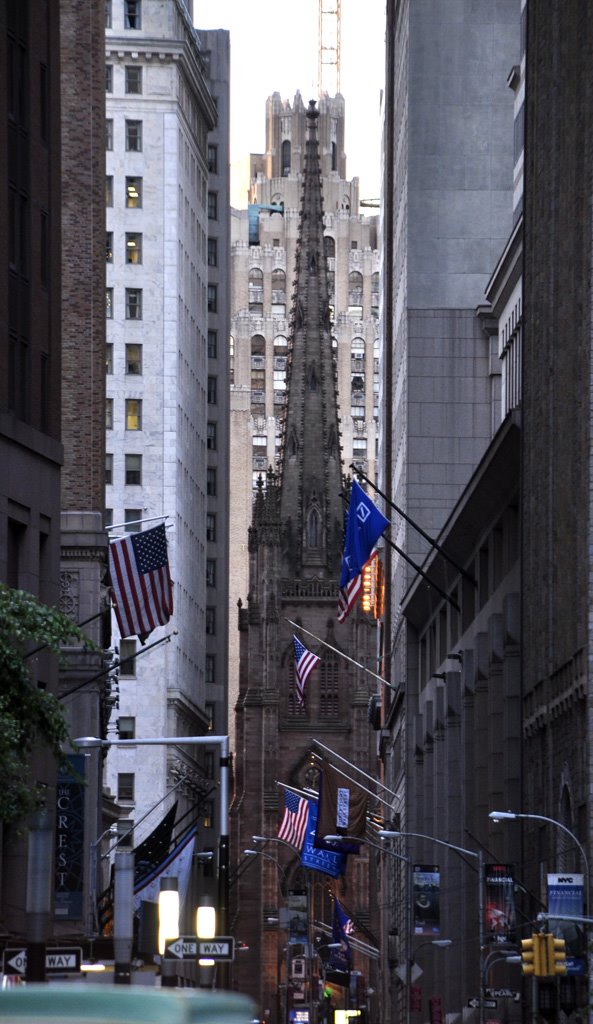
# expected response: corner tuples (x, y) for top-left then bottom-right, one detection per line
(311, 740), (402, 802)
(286, 618), (397, 692)
(350, 463), (476, 586)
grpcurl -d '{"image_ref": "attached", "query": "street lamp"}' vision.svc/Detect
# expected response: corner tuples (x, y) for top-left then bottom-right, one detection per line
(75, 734), (230, 981)
(380, 830), (484, 1024)
(489, 809), (592, 1024)
(243, 849), (288, 896)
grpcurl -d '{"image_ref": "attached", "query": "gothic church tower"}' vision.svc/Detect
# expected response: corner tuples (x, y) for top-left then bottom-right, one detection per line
(231, 101), (378, 1021)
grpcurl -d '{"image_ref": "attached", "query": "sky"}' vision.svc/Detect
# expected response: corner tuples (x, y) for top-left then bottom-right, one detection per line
(194, 0), (386, 209)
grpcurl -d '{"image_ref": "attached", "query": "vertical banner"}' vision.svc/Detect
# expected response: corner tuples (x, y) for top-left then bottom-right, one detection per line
(547, 873), (586, 975)
(485, 863), (516, 943)
(413, 864), (440, 935)
(54, 754), (86, 920)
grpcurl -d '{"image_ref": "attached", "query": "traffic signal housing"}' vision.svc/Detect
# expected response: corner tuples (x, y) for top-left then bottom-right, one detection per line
(547, 934), (567, 975)
(521, 933), (542, 976)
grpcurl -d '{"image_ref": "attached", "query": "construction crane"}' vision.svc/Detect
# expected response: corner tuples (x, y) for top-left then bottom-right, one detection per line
(318, 0), (341, 96)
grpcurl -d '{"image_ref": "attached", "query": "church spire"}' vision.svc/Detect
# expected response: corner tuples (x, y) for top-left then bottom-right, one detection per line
(279, 100), (344, 579)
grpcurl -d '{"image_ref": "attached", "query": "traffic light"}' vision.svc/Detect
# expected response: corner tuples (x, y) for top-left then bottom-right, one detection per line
(521, 933), (543, 976)
(547, 934), (567, 975)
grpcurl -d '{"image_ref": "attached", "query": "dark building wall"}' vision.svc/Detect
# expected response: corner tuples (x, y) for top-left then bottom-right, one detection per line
(521, 0), (593, 840)
(59, 0), (106, 515)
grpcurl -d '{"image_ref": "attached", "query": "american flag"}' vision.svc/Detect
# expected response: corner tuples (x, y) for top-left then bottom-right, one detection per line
(278, 790), (310, 850)
(293, 634), (320, 703)
(337, 573), (363, 623)
(109, 523), (173, 642)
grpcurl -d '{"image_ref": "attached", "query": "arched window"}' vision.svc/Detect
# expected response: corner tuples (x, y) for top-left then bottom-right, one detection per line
(281, 139), (291, 176)
(251, 334), (265, 355)
(274, 334), (288, 355)
(324, 236), (336, 259)
(307, 507), (320, 548)
(272, 269), (286, 316)
(248, 268), (263, 313)
(331, 141), (337, 172)
(349, 271), (363, 308)
(320, 655), (339, 717)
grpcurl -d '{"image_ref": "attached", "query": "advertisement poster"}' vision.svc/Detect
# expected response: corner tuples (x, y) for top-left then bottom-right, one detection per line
(485, 863), (516, 943)
(413, 864), (440, 935)
(54, 754), (85, 921)
(547, 873), (585, 975)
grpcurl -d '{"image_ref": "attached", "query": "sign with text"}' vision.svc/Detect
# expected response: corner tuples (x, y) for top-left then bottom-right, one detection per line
(197, 937), (235, 961)
(3, 947), (82, 975)
(54, 755), (85, 921)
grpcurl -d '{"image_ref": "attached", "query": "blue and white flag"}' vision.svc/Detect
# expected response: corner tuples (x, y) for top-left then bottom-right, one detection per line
(338, 482), (389, 622)
(300, 800), (346, 879)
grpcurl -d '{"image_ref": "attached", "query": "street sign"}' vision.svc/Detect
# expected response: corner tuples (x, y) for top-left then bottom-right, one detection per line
(468, 998), (497, 1010)
(163, 936), (235, 961)
(2, 947), (82, 975)
(197, 937), (235, 961)
(486, 988), (520, 1001)
(164, 937), (198, 960)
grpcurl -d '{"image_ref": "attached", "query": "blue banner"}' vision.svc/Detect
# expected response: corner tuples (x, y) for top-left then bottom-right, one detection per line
(300, 801), (346, 878)
(547, 873), (585, 975)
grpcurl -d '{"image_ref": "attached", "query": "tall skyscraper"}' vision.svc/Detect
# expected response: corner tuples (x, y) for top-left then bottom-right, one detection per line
(102, 0), (229, 877)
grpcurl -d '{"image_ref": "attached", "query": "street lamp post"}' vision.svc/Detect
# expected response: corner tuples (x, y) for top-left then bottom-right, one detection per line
(380, 829), (485, 1024)
(75, 734), (230, 984)
(489, 809), (592, 1024)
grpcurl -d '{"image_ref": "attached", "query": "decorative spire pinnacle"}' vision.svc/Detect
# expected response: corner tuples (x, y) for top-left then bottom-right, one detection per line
(279, 100), (344, 578)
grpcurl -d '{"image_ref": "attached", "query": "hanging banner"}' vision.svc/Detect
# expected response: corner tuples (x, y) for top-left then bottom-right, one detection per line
(54, 754), (85, 921)
(413, 864), (440, 935)
(547, 873), (585, 975)
(485, 863), (516, 943)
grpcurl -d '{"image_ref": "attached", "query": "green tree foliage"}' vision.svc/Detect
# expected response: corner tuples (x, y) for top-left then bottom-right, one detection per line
(0, 584), (94, 825)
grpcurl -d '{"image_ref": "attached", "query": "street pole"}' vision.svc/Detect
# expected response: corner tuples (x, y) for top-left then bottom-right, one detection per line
(380, 830), (484, 1024)
(25, 808), (53, 983)
(75, 734), (231, 988)
(113, 851), (134, 984)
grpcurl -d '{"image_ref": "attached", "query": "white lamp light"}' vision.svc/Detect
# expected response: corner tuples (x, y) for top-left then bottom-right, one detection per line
(197, 897), (216, 966)
(158, 877), (179, 956)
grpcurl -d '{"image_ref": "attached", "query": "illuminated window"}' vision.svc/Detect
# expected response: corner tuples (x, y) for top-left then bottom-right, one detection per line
(106, 288), (113, 318)
(126, 177), (142, 208)
(126, 233), (142, 264)
(125, 399), (142, 430)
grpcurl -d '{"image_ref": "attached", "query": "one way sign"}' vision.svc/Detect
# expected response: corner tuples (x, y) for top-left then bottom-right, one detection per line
(198, 937), (235, 961)
(2, 948), (82, 975)
(164, 937), (198, 960)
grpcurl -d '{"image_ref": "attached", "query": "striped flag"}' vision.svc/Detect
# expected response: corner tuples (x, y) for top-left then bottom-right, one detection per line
(109, 523), (173, 642)
(293, 635), (320, 703)
(278, 790), (310, 850)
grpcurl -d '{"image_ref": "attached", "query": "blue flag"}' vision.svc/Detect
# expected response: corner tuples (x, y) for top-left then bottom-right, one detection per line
(300, 800), (346, 878)
(330, 898), (354, 970)
(339, 481), (389, 589)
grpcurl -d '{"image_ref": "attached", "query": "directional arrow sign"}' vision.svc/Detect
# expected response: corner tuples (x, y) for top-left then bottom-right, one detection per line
(197, 937), (235, 961)
(2, 947), (82, 975)
(164, 937), (198, 960)
(467, 999), (497, 1010)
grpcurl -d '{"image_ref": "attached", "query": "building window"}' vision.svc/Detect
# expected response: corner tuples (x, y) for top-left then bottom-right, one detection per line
(206, 559), (216, 587)
(125, 120), (142, 151)
(118, 715), (135, 739)
(125, 66), (142, 94)
(117, 820), (134, 847)
(106, 398), (113, 430)
(207, 421), (217, 450)
(281, 139), (291, 176)
(105, 64), (113, 92)
(125, 454), (142, 485)
(206, 514), (216, 542)
(207, 284), (217, 313)
(125, 343), (142, 374)
(207, 330), (217, 358)
(271, 268), (286, 316)
(126, 232), (142, 263)
(208, 192), (218, 220)
(207, 468), (216, 495)
(125, 289), (142, 319)
(207, 237), (217, 267)
(207, 144), (218, 173)
(124, 0), (141, 29)
(206, 607), (216, 635)
(106, 344), (113, 374)
(106, 231), (113, 262)
(125, 509), (142, 532)
(205, 702), (215, 731)
(125, 399), (142, 430)
(106, 118), (113, 150)
(105, 453), (113, 484)
(248, 269), (263, 313)
(205, 654), (215, 684)
(106, 288), (113, 318)
(105, 508), (113, 528)
(207, 376), (217, 404)
(202, 801), (214, 829)
(126, 177), (142, 207)
(119, 639), (137, 676)
(106, 175), (113, 206)
(105, 0), (112, 28)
